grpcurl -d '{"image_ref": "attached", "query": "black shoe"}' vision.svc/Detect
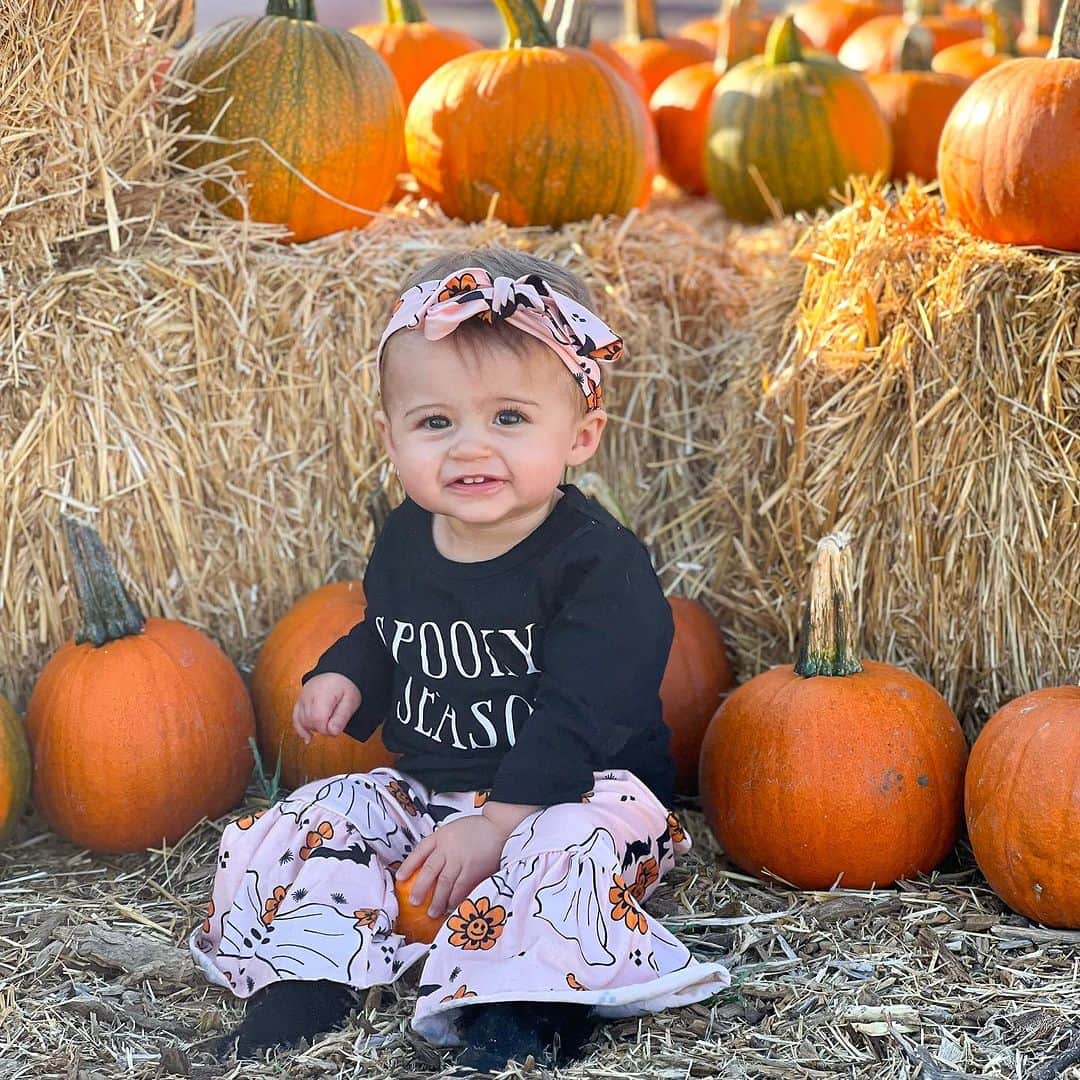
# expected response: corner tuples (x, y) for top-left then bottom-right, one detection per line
(455, 1001), (597, 1073)
(223, 979), (356, 1059)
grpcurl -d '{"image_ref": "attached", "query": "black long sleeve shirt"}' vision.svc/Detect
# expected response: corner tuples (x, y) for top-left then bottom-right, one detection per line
(302, 484), (676, 807)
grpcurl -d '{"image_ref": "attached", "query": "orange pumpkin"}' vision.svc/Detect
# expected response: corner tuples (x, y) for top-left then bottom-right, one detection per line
(650, 0), (763, 194)
(965, 686), (1080, 928)
(170, 0), (404, 242)
(791, 0), (897, 53)
(868, 26), (970, 179)
(251, 580), (397, 790)
(659, 598), (733, 794)
(26, 518), (254, 853)
(676, 0), (773, 53)
(406, 0), (650, 226)
(700, 533), (968, 890)
(613, 0), (715, 99)
(351, 0), (481, 107)
(838, 0), (982, 72)
(0, 693), (30, 843)
(394, 870), (447, 943)
(937, 0), (1080, 249)
(932, 0), (1048, 76)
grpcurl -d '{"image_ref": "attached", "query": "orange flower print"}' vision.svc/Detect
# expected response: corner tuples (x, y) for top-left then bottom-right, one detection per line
(566, 973), (588, 991)
(588, 341), (622, 364)
(202, 900), (215, 934)
(584, 377), (602, 411)
(628, 856), (660, 903)
(666, 811), (686, 845)
(262, 885), (287, 926)
(299, 821), (334, 860)
(387, 779), (419, 817)
(447, 896), (507, 952)
(440, 985), (479, 1003)
(353, 908), (380, 931)
(473, 790), (490, 808)
(609, 873), (649, 934)
(235, 809), (267, 830)
(437, 273), (479, 303)
(391, 296), (405, 314)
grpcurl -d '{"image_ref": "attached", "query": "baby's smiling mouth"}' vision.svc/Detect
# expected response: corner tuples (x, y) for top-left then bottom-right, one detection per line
(448, 475), (506, 489)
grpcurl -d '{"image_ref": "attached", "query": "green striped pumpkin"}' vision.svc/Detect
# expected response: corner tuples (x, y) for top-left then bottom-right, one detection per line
(171, 0), (404, 242)
(1, 693), (30, 843)
(704, 16), (892, 222)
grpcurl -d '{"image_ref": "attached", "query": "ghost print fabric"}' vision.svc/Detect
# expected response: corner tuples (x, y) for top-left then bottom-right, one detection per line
(190, 767), (730, 1045)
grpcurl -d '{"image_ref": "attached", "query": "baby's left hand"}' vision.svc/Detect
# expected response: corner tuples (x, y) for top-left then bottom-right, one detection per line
(397, 815), (508, 918)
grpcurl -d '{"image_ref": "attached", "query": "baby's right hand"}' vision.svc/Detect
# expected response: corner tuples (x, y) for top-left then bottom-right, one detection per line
(291, 673), (362, 744)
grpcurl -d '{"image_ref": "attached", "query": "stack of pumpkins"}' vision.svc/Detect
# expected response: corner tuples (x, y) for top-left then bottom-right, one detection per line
(3, 514), (1078, 936)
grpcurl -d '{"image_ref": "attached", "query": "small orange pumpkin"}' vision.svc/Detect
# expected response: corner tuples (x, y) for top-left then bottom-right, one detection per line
(868, 26), (970, 179)
(394, 870), (446, 943)
(171, 0), (404, 242)
(932, 0), (1049, 77)
(26, 518), (254, 853)
(700, 533), (968, 890)
(659, 597), (733, 794)
(0, 693), (30, 844)
(965, 686), (1080, 928)
(790, 0), (898, 53)
(937, 0), (1080, 249)
(251, 580), (397, 790)
(676, 0), (774, 53)
(613, 0), (715, 100)
(838, 0), (982, 72)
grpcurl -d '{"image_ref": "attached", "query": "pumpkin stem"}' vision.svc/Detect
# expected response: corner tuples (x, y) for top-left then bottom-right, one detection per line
(764, 14), (804, 64)
(903, 0), (945, 19)
(384, 0), (428, 23)
(893, 22), (935, 67)
(979, 0), (1020, 53)
(794, 532), (863, 678)
(266, 0), (317, 18)
(1024, 0), (1062, 37)
(715, 0), (759, 72)
(61, 516), (146, 648)
(495, 0), (556, 45)
(1049, 0), (1079, 55)
(545, 0), (592, 45)
(624, 0), (664, 41)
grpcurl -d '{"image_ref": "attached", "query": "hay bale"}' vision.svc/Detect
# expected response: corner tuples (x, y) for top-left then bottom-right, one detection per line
(0, 200), (790, 710)
(702, 182), (1080, 733)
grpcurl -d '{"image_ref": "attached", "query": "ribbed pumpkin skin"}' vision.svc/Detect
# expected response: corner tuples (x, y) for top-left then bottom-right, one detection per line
(937, 58), (1080, 249)
(651, 61), (720, 193)
(251, 581), (396, 790)
(611, 36), (715, 99)
(704, 49), (893, 222)
(405, 47), (649, 226)
(838, 13), (981, 72)
(659, 597), (733, 795)
(965, 687), (1080, 928)
(26, 618), (254, 853)
(868, 68), (968, 179)
(171, 16), (404, 242)
(351, 21), (481, 106)
(0, 695), (30, 843)
(700, 660), (968, 889)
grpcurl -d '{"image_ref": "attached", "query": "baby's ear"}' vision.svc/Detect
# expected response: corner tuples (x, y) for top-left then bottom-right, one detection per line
(567, 410), (607, 467)
(374, 409), (395, 457)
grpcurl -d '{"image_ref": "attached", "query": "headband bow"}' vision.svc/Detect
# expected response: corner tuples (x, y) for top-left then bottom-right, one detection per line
(377, 267), (623, 410)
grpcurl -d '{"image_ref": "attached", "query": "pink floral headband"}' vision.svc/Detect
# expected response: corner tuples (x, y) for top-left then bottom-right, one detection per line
(377, 267), (623, 411)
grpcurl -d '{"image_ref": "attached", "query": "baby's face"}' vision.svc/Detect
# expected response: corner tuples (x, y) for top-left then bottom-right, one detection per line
(376, 333), (605, 529)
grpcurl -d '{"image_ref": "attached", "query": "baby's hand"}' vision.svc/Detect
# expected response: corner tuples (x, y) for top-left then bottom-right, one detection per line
(291, 673), (361, 744)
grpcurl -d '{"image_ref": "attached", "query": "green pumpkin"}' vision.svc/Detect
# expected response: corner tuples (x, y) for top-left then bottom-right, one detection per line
(704, 16), (893, 222)
(1, 693), (31, 843)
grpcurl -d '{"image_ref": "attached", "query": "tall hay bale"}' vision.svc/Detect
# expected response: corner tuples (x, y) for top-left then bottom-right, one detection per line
(704, 183), (1080, 733)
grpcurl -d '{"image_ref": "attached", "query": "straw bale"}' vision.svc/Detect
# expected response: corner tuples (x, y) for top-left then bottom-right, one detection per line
(0, 198), (792, 710)
(699, 181), (1080, 733)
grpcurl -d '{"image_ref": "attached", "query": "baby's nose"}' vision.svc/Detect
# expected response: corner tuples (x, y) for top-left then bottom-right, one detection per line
(449, 432), (494, 459)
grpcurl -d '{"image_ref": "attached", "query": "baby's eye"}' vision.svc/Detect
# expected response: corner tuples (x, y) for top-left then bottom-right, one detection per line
(495, 409), (525, 426)
(421, 415), (451, 431)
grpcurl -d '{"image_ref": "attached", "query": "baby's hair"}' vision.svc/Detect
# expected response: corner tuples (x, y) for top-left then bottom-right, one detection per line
(381, 247), (595, 411)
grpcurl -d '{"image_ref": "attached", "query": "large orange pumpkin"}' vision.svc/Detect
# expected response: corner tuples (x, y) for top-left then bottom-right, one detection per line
(868, 26), (970, 179)
(405, 0), (650, 226)
(659, 597), (733, 795)
(932, 0), (1049, 76)
(171, 0), (404, 242)
(250, 580), (396, 790)
(351, 0), (481, 107)
(937, 0), (1080, 249)
(650, 0), (762, 194)
(838, 0), (982, 72)
(704, 16), (894, 222)
(699, 533), (968, 890)
(0, 693), (30, 843)
(613, 0), (715, 99)
(965, 686), (1080, 928)
(26, 518), (254, 853)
